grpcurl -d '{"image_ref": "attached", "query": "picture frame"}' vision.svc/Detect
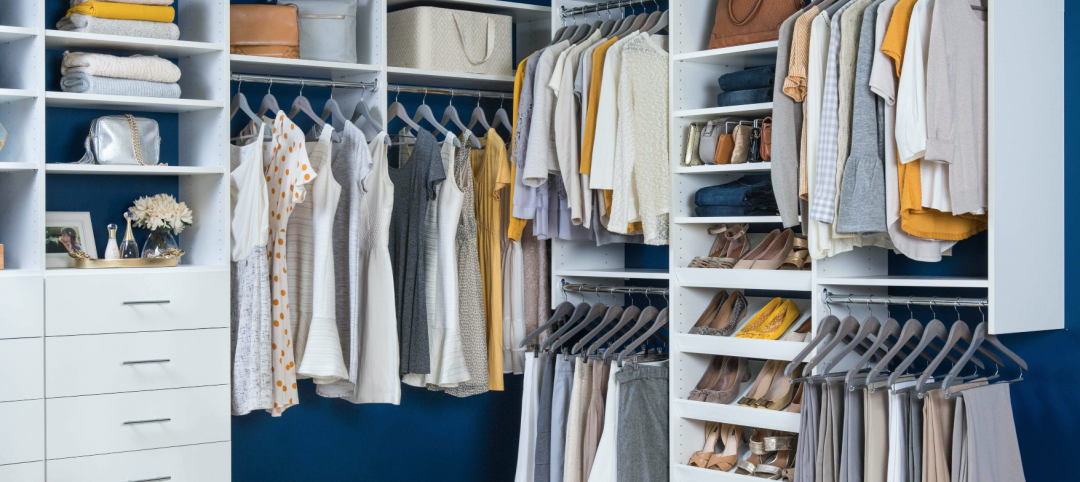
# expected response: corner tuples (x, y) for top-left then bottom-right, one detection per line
(45, 211), (96, 269)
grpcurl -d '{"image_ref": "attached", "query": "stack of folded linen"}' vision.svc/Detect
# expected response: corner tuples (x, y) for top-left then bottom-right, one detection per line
(57, 0), (179, 41)
(716, 65), (776, 107)
(60, 51), (182, 99)
(693, 174), (779, 217)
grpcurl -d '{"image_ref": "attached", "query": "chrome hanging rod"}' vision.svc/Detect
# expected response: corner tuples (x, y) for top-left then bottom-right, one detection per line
(387, 84), (511, 99)
(561, 281), (668, 296)
(823, 292), (988, 308)
(231, 74), (378, 92)
(560, 0), (658, 18)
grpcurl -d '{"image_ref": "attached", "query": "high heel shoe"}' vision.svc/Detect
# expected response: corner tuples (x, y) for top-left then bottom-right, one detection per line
(780, 319), (812, 342)
(735, 298), (782, 338)
(706, 424), (742, 472)
(689, 291), (728, 335)
(738, 360), (781, 407)
(749, 229), (795, 270)
(779, 236), (810, 270)
(736, 429), (798, 480)
(748, 299), (801, 340)
(732, 229), (780, 269)
(699, 291), (747, 337)
(688, 227), (730, 268)
(756, 362), (802, 411)
(688, 422), (722, 468)
(785, 383), (804, 414)
(688, 356), (726, 401)
(704, 356), (750, 405)
(716, 225), (750, 269)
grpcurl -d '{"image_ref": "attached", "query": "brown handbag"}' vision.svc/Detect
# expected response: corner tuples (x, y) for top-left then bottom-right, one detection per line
(760, 117), (773, 162)
(714, 133), (736, 165)
(708, 0), (802, 50)
(230, 4), (300, 59)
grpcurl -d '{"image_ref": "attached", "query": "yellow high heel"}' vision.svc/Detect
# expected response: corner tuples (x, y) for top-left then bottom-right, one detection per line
(735, 298), (782, 338)
(749, 300), (801, 340)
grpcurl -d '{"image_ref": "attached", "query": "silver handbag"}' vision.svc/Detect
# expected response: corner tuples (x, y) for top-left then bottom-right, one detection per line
(77, 114), (162, 166)
(289, 0), (358, 64)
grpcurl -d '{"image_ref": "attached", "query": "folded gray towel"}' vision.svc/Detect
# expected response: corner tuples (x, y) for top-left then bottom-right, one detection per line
(60, 73), (181, 99)
(56, 14), (180, 41)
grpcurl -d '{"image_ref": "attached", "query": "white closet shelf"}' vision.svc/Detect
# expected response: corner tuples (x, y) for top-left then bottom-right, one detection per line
(672, 41), (779, 66)
(674, 216), (782, 225)
(45, 164), (226, 176)
(0, 269), (43, 278)
(0, 88), (39, 103)
(0, 26), (37, 43)
(44, 265), (229, 277)
(386, 0), (552, 22)
(674, 399), (801, 433)
(554, 268), (671, 280)
(230, 55), (381, 79)
(44, 31), (223, 57)
(674, 464), (765, 482)
(674, 162), (772, 174)
(387, 66), (515, 91)
(676, 268), (812, 291)
(675, 334), (808, 362)
(45, 92), (225, 113)
(674, 103), (774, 120)
(816, 276), (989, 288)
(0, 162), (39, 172)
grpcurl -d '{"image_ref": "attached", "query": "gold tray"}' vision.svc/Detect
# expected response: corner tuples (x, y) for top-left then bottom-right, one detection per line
(74, 257), (179, 269)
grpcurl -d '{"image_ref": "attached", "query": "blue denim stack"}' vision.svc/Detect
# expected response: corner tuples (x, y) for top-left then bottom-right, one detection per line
(693, 174), (779, 217)
(716, 65), (775, 107)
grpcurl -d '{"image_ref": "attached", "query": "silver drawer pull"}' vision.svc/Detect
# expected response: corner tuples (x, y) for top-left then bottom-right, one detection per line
(129, 478), (171, 482)
(122, 300), (171, 305)
(122, 359), (171, 365)
(123, 418), (171, 425)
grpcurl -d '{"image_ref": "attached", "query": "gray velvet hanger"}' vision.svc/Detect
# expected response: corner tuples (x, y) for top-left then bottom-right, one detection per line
(439, 91), (482, 149)
(287, 80), (327, 129)
(572, 292), (626, 355)
(615, 291), (669, 365)
(941, 320), (1027, 396)
(845, 317), (900, 386)
(587, 297), (641, 357)
(490, 95), (513, 136)
(410, 89), (461, 148)
(256, 78), (282, 118)
(567, 14), (593, 44)
(230, 79), (267, 141)
(819, 306), (883, 378)
(604, 304), (659, 361)
(550, 294), (610, 355)
(466, 91), (492, 134)
(598, 7), (619, 38)
(319, 84), (349, 132)
(915, 301), (1005, 395)
(887, 316), (958, 390)
(520, 294), (576, 351)
(645, 0), (669, 35)
(540, 302), (591, 353)
(612, 2), (645, 38)
(802, 313), (860, 376)
(386, 87), (423, 136)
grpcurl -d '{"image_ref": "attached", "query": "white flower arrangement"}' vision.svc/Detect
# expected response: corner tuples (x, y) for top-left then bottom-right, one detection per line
(127, 193), (193, 234)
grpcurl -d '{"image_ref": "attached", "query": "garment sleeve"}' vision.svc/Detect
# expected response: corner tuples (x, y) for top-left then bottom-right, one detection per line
(426, 145), (446, 201)
(921, 0), (953, 164)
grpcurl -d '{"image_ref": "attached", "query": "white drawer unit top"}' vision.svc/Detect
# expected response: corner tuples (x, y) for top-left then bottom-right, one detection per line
(0, 399), (45, 466)
(45, 385), (230, 460)
(45, 329), (230, 398)
(45, 270), (229, 336)
(46, 442), (231, 482)
(0, 275), (43, 340)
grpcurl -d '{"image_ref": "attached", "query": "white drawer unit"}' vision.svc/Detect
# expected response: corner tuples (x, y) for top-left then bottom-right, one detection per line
(0, 275), (44, 340)
(46, 385), (230, 460)
(45, 329), (230, 398)
(0, 461), (44, 482)
(0, 399), (45, 466)
(46, 442), (231, 482)
(45, 269), (229, 336)
(0, 338), (44, 402)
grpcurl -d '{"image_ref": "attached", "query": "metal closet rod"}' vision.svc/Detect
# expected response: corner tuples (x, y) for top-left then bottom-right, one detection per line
(388, 84), (511, 99)
(231, 74), (378, 91)
(561, 282), (668, 296)
(823, 292), (988, 308)
(560, 0), (658, 18)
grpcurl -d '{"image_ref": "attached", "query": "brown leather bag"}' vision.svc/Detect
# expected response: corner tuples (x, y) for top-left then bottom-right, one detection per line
(714, 133), (736, 165)
(230, 4), (300, 59)
(708, 0), (802, 50)
(760, 117), (773, 162)
(730, 124), (753, 164)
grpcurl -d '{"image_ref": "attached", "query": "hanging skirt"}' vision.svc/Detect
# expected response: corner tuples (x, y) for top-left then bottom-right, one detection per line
(615, 364), (668, 482)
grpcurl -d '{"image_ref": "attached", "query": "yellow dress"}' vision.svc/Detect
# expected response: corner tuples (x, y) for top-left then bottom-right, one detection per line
(472, 130), (511, 391)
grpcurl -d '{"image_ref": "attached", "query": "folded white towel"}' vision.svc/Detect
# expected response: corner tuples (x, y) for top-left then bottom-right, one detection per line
(71, 0), (174, 6)
(62, 51), (181, 84)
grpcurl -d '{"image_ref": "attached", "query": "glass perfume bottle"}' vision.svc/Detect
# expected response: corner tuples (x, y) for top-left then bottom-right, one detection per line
(104, 223), (120, 260)
(120, 213), (140, 259)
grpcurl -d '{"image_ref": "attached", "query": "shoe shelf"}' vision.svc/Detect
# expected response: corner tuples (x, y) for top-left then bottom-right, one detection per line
(816, 276), (989, 289)
(674, 216), (782, 225)
(673, 162), (772, 174)
(674, 464), (765, 482)
(676, 334), (808, 362)
(673, 103), (774, 120)
(45, 31), (223, 57)
(672, 41), (779, 66)
(676, 268), (812, 291)
(230, 55), (382, 80)
(554, 268), (671, 281)
(674, 399), (801, 434)
(44, 164), (226, 176)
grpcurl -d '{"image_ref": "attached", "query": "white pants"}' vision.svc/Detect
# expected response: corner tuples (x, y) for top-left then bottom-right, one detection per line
(515, 354), (542, 482)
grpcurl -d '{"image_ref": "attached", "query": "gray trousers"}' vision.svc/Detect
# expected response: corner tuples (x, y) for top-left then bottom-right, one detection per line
(550, 357), (575, 482)
(616, 364), (668, 482)
(951, 384), (1025, 482)
(534, 354), (557, 482)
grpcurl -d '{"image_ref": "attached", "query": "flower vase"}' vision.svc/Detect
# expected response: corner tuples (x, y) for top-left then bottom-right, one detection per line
(142, 227), (178, 258)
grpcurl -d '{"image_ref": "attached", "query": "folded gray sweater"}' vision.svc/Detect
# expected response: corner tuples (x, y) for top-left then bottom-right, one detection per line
(56, 14), (180, 41)
(60, 73), (181, 99)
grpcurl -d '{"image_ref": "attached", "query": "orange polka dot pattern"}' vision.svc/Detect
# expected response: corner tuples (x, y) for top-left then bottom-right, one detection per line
(262, 113), (315, 416)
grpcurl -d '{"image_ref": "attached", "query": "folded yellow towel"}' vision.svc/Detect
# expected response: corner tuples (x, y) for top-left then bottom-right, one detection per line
(67, 2), (175, 23)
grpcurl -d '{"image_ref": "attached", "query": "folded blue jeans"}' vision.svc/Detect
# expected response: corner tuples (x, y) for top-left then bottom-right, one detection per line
(695, 205), (779, 217)
(718, 65), (776, 91)
(694, 174), (774, 207)
(718, 87), (773, 107)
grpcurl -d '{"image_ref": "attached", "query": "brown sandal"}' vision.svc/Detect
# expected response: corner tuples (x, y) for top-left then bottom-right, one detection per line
(706, 424), (742, 471)
(688, 422), (722, 467)
(779, 236), (810, 270)
(690, 225), (748, 269)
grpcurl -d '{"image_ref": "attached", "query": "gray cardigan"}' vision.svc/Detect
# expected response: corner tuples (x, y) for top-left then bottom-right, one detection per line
(771, 12), (806, 228)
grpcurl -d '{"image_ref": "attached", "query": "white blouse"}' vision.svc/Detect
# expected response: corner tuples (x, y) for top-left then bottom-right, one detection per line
(588, 32), (639, 191)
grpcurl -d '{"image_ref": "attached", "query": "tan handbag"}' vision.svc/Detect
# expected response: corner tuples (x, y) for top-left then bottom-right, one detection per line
(714, 134), (736, 165)
(230, 4), (300, 59)
(730, 124), (753, 164)
(708, 0), (802, 50)
(760, 117), (773, 162)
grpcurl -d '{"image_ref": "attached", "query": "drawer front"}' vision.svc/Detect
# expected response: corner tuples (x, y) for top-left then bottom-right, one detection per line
(45, 270), (228, 336)
(46, 329), (230, 398)
(47, 442), (230, 482)
(0, 275), (43, 339)
(0, 461), (44, 482)
(0, 338), (43, 402)
(0, 399), (45, 465)
(46, 385), (230, 459)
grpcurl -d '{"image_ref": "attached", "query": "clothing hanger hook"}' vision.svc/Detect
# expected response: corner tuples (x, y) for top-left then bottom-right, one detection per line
(394, 86), (401, 103)
(448, 88), (454, 106)
(954, 297), (962, 320)
(237, 77), (243, 92)
(298, 78), (304, 97)
(330, 81), (335, 100)
(929, 297), (937, 319)
(645, 287), (653, 307)
(977, 303), (985, 324)
(422, 88), (428, 105)
(907, 296), (914, 319)
(267, 77), (273, 95)
(477, 90), (482, 107)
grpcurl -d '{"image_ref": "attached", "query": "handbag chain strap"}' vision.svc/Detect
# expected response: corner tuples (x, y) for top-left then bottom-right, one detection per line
(125, 114), (164, 167)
